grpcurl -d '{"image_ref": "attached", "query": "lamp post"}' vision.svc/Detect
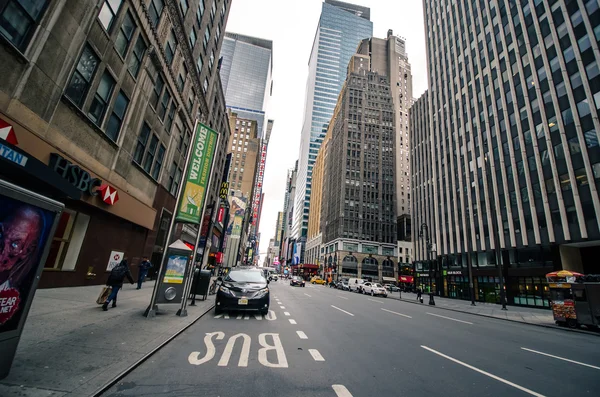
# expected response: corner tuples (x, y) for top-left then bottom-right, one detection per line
(484, 149), (507, 310)
(419, 223), (435, 305)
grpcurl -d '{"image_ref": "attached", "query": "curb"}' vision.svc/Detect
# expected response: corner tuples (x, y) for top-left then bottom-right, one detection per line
(388, 295), (599, 337)
(91, 302), (215, 397)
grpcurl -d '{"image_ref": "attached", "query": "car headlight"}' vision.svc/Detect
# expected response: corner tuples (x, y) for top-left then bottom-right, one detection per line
(255, 287), (269, 297)
(219, 285), (232, 295)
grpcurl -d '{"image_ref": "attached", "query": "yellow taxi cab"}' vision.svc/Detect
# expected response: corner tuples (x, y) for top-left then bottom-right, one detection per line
(310, 276), (326, 285)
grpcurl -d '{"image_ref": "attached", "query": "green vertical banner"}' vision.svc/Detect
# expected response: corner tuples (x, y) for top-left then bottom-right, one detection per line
(176, 123), (218, 224)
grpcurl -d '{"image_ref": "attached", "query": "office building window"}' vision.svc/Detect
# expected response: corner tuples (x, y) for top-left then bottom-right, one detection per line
(88, 71), (115, 124)
(45, 210), (90, 271)
(189, 27), (197, 48)
(197, 54), (203, 73)
(65, 45), (100, 107)
(179, 0), (188, 15)
(98, 0), (123, 31)
(165, 29), (177, 66)
(134, 123), (151, 164)
(152, 144), (165, 180)
(203, 77), (208, 93)
(106, 90), (129, 141)
(165, 101), (176, 134)
(209, 50), (214, 71)
(168, 162), (183, 195)
(196, 0), (204, 24)
(115, 11), (135, 57)
(203, 26), (210, 50)
(150, 74), (164, 109)
(158, 89), (171, 120)
(0, 0), (49, 51)
(148, 0), (164, 28)
(128, 35), (146, 77)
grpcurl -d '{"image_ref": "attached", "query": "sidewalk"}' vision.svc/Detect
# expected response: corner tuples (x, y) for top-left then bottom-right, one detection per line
(0, 281), (214, 397)
(389, 291), (559, 327)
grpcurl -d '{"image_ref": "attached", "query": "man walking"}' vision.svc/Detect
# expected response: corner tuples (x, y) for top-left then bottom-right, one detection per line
(137, 256), (152, 289)
(103, 258), (134, 311)
(416, 287), (422, 301)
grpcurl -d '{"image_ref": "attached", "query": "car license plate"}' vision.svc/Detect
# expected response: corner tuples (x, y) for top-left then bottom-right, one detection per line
(238, 298), (248, 305)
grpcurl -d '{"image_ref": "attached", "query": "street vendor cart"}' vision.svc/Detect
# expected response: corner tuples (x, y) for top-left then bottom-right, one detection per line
(546, 270), (600, 329)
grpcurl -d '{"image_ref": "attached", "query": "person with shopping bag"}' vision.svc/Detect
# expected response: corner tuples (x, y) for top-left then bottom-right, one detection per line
(102, 258), (134, 311)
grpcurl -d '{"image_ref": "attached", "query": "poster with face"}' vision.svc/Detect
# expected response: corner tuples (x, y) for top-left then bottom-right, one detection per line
(0, 195), (56, 333)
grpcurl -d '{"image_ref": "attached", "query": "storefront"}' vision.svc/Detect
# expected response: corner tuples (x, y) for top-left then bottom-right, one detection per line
(1, 114), (156, 288)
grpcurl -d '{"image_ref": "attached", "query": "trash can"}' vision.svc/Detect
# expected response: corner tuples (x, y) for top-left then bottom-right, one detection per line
(191, 270), (212, 300)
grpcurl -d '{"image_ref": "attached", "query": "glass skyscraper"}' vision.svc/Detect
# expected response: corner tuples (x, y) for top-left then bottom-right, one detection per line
(292, 0), (373, 255)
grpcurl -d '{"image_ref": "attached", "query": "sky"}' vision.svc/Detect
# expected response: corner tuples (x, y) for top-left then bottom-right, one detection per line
(225, 0), (428, 261)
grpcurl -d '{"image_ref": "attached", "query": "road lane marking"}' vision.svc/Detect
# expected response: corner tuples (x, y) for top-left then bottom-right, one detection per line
(337, 295), (348, 300)
(296, 330), (308, 339)
(521, 347), (600, 370)
(368, 298), (384, 303)
(304, 293), (312, 297)
(426, 312), (473, 324)
(284, 312), (290, 316)
(243, 314), (250, 320)
(224, 313), (229, 319)
(421, 346), (546, 397)
(332, 385), (353, 397)
(218, 333), (251, 367)
(381, 308), (412, 318)
(289, 319), (297, 324)
(236, 313), (243, 320)
(331, 305), (354, 316)
(258, 333), (288, 368)
(309, 349), (325, 361)
(280, 306), (286, 309)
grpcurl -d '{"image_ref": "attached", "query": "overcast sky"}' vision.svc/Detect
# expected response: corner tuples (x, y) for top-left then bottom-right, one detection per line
(226, 0), (428, 260)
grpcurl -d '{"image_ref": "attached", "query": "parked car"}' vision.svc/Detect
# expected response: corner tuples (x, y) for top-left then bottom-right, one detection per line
(384, 284), (400, 292)
(362, 282), (388, 297)
(310, 276), (326, 285)
(215, 268), (270, 315)
(348, 278), (365, 292)
(336, 279), (349, 290)
(290, 276), (305, 287)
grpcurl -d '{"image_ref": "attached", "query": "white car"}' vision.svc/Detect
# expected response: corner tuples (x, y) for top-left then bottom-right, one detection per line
(362, 282), (388, 297)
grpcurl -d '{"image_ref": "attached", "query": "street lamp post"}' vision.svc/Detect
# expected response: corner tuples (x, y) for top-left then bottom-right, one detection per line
(419, 223), (435, 306)
(484, 151), (507, 310)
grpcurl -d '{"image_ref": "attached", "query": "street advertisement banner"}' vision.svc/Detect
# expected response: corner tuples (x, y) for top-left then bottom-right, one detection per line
(105, 251), (124, 271)
(176, 123), (217, 224)
(163, 254), (188, 284)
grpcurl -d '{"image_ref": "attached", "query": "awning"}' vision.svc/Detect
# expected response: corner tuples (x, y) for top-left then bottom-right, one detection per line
(399, 276), (414, 283)
(292, 263), (318, 269)
(382, 277), (396, 282)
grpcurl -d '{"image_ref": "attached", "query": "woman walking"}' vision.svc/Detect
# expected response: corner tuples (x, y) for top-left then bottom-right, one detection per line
(103, 258), (134, 311)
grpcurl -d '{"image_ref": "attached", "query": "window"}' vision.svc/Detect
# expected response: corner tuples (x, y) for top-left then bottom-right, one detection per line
(562, 108), (574, 125)
(150, 74), (164, 109)
(177, 65), (187, 91)
(203, 77), (208, 93)
(196, 0), (205, 24)
(128, 36), (146, 77)
(106, 90), (129, 141)
(578, 34), (591, 52)
(115, 11), (135, 57)
(158, 89), (171, 120)
(152, 144), (165, 180)
(179, 0), (188, 15)
(586, 61), (599, 80)
(584, 130), (599, 148)
(577, 99), (591, 117)
(168, 162), (183, 195)
(148, 0), (164, 27)
(568, 137), (581, 154)
(196, 55), (203, 73)
(98, 0), (123, 31)
(215, 24), (221, 44)
(189, 27), (197, 48)
(210, 1), (216, 22)
(209, 50), (214, 71)
(44, 210), (90, 271)
(65, 45), (100, 107)
(134, 123), (150, 164)
(570, 72), (582, 89)
(0, 0), (49, 51)
(203, 27), (210, 50)
(142, 134), (157, 173)
(165, 29), (177, 66)
(187, 91), (194, 113)
(165, 102), (176, 133)
(88, 71), (115, 124)
(563, 46), (575, 63)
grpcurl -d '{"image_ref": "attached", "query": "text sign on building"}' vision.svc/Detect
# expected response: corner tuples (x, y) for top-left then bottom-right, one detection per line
(251, 144), (267, 226)
(176, 123), (218, 224)
(106, 251), (124, 271)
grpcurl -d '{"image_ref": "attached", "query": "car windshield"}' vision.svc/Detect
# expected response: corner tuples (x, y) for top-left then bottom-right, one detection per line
(224, 270), (266, 283)
(294, 276), (302, 281)
(373, 283), (383, 288)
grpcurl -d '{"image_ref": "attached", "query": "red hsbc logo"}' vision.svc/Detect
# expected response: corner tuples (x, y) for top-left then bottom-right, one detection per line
(99, 184), (119, 205)
(0, 119), (18, 145)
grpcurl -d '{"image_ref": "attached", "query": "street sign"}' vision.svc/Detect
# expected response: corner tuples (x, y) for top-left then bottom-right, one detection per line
(106, 251), (124, 271)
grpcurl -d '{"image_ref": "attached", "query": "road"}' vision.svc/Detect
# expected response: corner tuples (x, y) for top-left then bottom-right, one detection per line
(103, 280), (600, 397)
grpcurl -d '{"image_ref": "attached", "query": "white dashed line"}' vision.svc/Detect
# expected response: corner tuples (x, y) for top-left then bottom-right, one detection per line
(426, 312), (472, 324)
(309, 349), (325, 361)
(381, 308), (412, 318)
(337, 295), (349, 300)
(284, 312), (290, 316)
(289, 319), (297, 324)
(422, 346), (546, 397)
(280, 306), (286, 309)
(331, 305), (354, 316)
(296, 330), (308, 339)
(304, 293), (312, 297)
(368, 298), (384, 303)
(521, 348), (600, 370)
(332, 385), (353, 397)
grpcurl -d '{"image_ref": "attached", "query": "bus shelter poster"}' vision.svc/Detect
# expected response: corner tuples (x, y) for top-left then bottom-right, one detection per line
(163, 254), (188, 284)
(0, 194), (56, 333)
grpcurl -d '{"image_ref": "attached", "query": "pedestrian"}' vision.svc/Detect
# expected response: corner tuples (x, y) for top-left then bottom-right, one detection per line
(136, 256), (152, 289)
(416, 287), (422, 301)
(103, 258), (134, 311)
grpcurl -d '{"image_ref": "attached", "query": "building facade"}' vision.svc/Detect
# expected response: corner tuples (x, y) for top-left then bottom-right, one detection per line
(412, 0), (600, 307)
(280, 161), (298, 266)
(321, 53), (397, 283)
(0, 0), (231, 288)
(292, 0), (373, 259)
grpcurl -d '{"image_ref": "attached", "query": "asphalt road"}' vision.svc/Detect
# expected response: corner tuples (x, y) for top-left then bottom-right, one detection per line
(103, 280), (600, 397)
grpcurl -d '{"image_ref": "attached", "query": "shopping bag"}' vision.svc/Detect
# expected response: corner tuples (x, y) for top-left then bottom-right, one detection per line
(420, 298), (424, 303)
(97, 286), (112, 304)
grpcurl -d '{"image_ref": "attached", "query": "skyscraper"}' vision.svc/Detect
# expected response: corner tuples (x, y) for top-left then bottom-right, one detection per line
(292, 0), (373, 259)
(412, 0), (600, 307)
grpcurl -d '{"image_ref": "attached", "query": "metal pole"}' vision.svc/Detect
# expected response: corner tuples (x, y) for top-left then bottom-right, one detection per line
(485, 154), (507, 310)
(145, 120), (201, 318)
(177, 133), (221, 316)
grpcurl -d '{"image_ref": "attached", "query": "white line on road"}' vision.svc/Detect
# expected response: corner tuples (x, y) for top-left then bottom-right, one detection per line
(381, 308), (412, 318)
(304, 293), (312, 297)
(296, 331), (308, 339)
(289, 319), (297, 324)
(337, 295), (348, 300)
(309, 349), (325, 362)
(521, 347), (600, 370)
(331, 305), (354, 316)
(421, 346), (546, 397)
(332, 385), (353, 397)
(280, 306), (286, 309)
(284, 312), (290, 316)
(426, 312), (473, 324)
(368, 298), (384, 303)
